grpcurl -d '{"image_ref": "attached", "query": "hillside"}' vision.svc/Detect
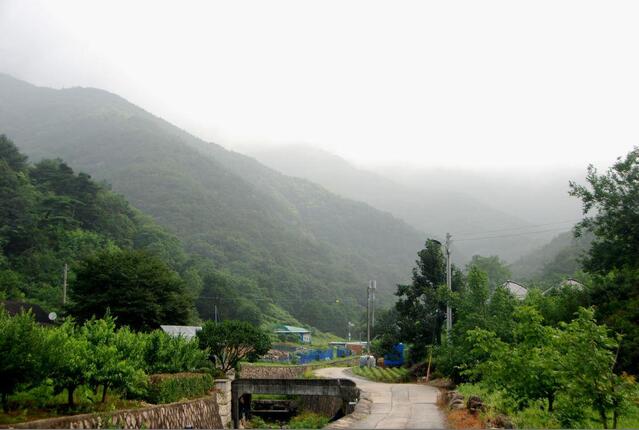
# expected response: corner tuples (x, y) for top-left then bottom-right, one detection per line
(246, 144), (549, 262)
(0, 74), (425, 335)
(509, 230), (594, 282)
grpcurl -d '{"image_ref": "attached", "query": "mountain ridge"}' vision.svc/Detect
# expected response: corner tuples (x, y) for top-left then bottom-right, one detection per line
(0, 73), (425, 334)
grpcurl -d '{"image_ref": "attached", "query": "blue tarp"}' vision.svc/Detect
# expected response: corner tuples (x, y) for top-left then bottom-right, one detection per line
(383, 343), (405, 367)
(297, 348), (334, 364)
(336, 348), (352, 358)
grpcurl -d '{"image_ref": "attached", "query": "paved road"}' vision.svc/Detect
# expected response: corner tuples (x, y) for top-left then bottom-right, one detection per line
(315, 367), (445, 429)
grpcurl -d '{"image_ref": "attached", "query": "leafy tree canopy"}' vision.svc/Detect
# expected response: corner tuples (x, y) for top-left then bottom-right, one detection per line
(69, 248), (192, 331)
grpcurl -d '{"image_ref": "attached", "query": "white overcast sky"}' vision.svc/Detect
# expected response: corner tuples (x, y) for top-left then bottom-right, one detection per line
(0, 0), (638, 168)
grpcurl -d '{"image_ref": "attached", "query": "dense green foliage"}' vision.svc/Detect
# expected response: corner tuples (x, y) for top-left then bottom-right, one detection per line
(570, 147), (639, 374)
(146, 373), (214, 404)
(70, 249), (192, 330)
(0, 309), (47, 410)
(197, 320), (272, 372)
(0, 74), (427, 334)
(394, 239), (463, 358)
(0, 135), (197, 322)
(0, 309), (210, 411)
(375, 148), (639, 428)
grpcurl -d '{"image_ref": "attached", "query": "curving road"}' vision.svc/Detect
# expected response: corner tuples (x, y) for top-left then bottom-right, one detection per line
(315, 367), (445, 429)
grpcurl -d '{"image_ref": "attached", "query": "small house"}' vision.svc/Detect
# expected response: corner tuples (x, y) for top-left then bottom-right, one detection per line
(274, 325), (311, 343)
(501, 280), (528, 300)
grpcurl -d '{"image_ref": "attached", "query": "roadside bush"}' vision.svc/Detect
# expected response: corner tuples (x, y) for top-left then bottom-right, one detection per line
(145, 372), (214, 404)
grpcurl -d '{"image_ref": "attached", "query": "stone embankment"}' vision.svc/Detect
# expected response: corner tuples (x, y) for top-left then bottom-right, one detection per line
(10, 397), (223, 429)
(7, 379), (233, 429)
(240, 357), (359, 379)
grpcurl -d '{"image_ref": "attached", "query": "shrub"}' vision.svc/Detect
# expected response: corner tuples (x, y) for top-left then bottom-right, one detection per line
(142, 330), (209, 374)
(288, 411), (330, 429)
(145, 372), (214, 404)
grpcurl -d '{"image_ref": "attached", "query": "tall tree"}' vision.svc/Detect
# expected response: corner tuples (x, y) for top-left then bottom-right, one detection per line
(395, 239), (462, 360)
(69, 248), (192, 331)
(570, 147), (639, 373)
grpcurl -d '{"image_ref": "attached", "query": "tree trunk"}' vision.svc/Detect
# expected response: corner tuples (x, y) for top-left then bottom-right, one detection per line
(547, 393), (555, 413)
(101, 384), (108, 403)
(1, 392), (8, 413)
(613, 410), (618, 429)
(599, 408), (608, 429)
(67, 386), (75, 408)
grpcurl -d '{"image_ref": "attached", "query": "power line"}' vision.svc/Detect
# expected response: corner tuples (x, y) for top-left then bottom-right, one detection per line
(452, 219), (581, 237)
(455, 226), (574, 242)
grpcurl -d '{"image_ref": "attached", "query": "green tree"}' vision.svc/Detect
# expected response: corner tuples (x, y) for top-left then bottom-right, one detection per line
(555, 308), (635, 429)
(142, 330), (209, 374)
(570, 147), (639, 274)
(82, 316), (146, 402)
(45, 319), (91, 407)
(0, 134), (28, 171)
(0, 308), (46, 411)
(197, 320), (271, 372)
(570, 147), (639, 373)
(466, 255), (511, 292)
(466, 307), (564, 412)
(69, 248), (192, 331)
(395, 240), (447, 360)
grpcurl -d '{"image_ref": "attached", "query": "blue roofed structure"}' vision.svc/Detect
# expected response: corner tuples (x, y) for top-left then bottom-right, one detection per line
(274, 325), (311, 343)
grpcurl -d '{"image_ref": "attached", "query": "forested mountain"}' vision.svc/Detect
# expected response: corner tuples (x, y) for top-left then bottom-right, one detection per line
(0, 74), (425, 334)
(509, 230), (594, 282)
(0, 135), (189, 311)
(246, 144), (553, 262)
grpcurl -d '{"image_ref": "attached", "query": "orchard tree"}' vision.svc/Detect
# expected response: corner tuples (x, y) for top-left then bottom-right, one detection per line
(45, 319), (91, 407)
(0, 308), (46, 411)
(555, 308), (636, 429)
(69, 248), (192, 331)
(197, 320), (271, 372)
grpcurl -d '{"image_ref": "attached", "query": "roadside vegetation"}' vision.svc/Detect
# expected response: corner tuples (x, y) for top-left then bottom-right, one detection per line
(0, 309), (271, 425)
(372, 148), (639, 428)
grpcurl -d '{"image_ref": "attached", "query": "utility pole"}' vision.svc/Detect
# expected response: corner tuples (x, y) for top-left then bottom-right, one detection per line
(445, 233), (452, 337)
(371, 280), (376, 337)
(367, 280), (372, 354)
(214, 304), (218, 322)
(62, 263), (68, 305)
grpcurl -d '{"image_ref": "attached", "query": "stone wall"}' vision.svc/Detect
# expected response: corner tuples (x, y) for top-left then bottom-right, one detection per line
(12, 396), (224, 429)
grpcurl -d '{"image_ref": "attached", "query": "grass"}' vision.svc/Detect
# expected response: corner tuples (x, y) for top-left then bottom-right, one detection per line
(288, 411), (331, 429)
(352, 366), (410, 383)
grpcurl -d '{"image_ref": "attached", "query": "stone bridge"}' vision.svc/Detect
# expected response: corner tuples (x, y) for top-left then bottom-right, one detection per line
(231, 378), (359, 427)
